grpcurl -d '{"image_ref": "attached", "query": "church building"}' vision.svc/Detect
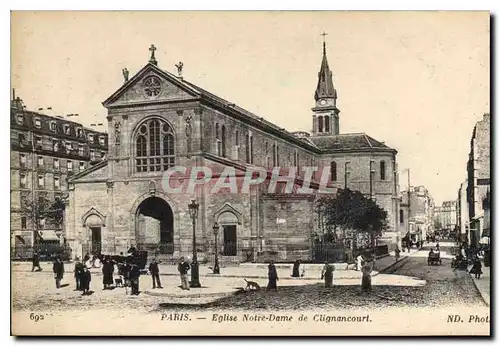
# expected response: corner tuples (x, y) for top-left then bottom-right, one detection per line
(66, 42), (400, 262)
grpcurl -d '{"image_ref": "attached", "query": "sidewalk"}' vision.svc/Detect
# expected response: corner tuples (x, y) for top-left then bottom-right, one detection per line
(12, 251), (426, 302)
(13, 250), (417, 281)
(468, 264), (490, 306)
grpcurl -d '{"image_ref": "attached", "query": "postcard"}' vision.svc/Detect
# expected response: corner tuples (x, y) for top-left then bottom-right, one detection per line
(10, 11), (491, 336)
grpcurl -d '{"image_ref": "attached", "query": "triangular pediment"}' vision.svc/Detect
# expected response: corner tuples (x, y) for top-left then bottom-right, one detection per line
(81, 207), (106, 227)
(103, 63), (200, 108)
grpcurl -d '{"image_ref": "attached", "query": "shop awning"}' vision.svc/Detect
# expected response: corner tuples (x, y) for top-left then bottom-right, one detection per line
(15, 235), (26, 244)
(37, 230), (61, 242)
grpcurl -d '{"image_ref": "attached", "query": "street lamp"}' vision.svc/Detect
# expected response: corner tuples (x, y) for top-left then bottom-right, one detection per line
(187, 200), (201, 288)
(212, 222), (221, 274)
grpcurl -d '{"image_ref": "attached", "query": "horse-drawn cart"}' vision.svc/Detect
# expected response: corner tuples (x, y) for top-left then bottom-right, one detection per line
(428, 251), (442, 266)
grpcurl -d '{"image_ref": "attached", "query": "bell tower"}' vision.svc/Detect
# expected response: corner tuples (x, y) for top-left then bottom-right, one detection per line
(312, 33), (340, 136)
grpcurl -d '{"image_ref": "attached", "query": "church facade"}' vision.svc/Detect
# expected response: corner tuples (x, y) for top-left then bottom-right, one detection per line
(66, 43), (400, 262)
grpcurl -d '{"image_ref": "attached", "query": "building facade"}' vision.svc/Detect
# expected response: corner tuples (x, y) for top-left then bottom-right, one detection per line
(66, 43), (401, 262)
(10, 96), (108, 254)
(466, 113), (490, 247)
(400, 186), (434, 243)
(456, 180), (469, 243)
(433, 201), (457, 232)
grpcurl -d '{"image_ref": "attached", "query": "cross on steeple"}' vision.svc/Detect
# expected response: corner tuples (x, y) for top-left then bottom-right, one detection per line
(149, 44), (158, 66)
(321, 32), (328, 53)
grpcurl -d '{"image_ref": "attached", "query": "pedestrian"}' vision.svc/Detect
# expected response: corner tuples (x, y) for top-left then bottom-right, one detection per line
(355, 253), (364, 271)
(267, 260), (279, 290)
(31, 251), (42, 272)
(102, 257), (113, 289)
(81, 266), (91, 295)
(52, 256), (65, 289)
(321, 261), (335, 287)
(436, 241), (440, 252)
(395, 247), (401, 261)
(128, 244), (138, 257)
(74, 257), (84, 291)
(361, 260), (373, 292)
(177, 257), (190, 290)
(129, 264), (141, 295)
(149, 258), (163, 289)
(470, 258), (483, 279)
(291, 259), (301, 278)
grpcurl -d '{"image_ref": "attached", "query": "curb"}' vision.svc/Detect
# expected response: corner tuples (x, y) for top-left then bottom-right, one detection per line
(466, 265), (490, 307)
(374, 255), (411, 276)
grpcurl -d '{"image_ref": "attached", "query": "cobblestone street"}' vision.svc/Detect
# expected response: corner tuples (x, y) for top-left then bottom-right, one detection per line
(12, 244), (486, 315)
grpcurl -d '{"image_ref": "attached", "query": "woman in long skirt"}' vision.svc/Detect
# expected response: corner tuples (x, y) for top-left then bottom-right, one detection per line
(267, 260), (278, 290)
(470, 258), (483, 279)
(291, 260), (301, 278)
(102, 258), (114, 289)
(361, 261), (373, 291)
(321, 262), (334, 287)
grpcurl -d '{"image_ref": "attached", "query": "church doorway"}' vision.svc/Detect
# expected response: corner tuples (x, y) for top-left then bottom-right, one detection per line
(90, 227), (102, 254)
(223, 225), (237, 256)
(135, 197), (174, 254)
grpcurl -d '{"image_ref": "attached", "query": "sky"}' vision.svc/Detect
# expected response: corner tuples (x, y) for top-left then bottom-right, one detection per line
(10, 11), (490, 205)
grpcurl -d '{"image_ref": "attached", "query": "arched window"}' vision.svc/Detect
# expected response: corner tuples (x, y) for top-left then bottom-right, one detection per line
(330, 161), (337, 181)
(318, 116), (324, 133)
(135, 118), (175, 173)
(245, 134), (250, 163)
(221, 125), (226, 157)
(400, 209), (404, 224)
(324, 115), (330, 133)
(250, 135), (254, 164)
(380, 161), (386, 180)
(272, 144), (276, 166)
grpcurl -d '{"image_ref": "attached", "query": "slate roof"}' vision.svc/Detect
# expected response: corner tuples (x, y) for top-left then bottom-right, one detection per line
(103, 62), (395, 154)
(310, 133), (395, 152)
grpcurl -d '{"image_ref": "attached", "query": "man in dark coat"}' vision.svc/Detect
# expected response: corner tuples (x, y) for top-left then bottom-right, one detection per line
(129, 264), (141, 295)
(74, 257), (84, 291)
(31, 251), (42, 272)
(177, 257), (190, 290)
(81, 266), (91, 295)
(52, 257), (65, 288)
(267, 260), (278, 290)
(149, 258), (163, 289)
(127, 245), (138, 257)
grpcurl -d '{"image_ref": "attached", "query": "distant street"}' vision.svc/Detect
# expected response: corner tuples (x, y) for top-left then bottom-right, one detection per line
(199, 245), (485, 311)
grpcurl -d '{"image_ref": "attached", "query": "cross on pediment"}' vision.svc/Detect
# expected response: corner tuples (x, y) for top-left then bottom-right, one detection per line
(149, 44), (158, 65)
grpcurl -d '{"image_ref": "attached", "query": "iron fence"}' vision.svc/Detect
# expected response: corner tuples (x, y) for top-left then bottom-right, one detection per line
(11, 244), (71, 261)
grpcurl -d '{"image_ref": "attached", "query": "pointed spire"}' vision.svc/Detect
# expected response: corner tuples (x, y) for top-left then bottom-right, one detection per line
(314, 35), (337, 102)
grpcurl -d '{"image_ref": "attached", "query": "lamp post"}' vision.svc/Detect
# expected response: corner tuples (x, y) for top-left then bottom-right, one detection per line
(212, 222), (221, 274)
(187, 200), (201, 288)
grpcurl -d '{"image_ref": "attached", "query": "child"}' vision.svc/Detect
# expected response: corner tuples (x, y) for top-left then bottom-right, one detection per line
(81, 266), (92, 295)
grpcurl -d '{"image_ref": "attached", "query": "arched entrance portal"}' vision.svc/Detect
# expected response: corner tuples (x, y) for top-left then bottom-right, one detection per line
(135, 197), (174, 254)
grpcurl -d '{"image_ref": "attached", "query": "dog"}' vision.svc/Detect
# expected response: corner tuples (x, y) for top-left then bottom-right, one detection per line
(244, 279), (261, 291)
(114, 278), (123, 287)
